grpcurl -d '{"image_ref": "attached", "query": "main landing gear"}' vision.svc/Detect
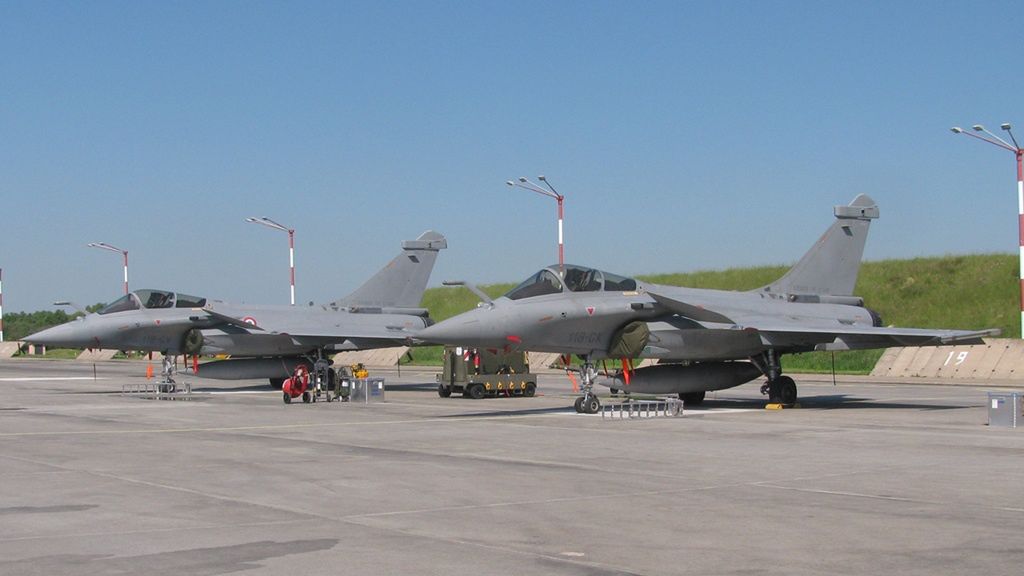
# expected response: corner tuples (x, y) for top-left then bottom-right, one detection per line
(754, 350), (799, 406)
(572, 359), (602, 414)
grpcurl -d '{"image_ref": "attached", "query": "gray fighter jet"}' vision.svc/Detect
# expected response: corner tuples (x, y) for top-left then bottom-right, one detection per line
(418, 196), (998, 413)
(26, 231), (447, 386)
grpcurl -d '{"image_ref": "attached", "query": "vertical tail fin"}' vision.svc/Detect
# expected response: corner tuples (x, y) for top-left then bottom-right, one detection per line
(758, 194), (878, 298)
(334, 231), (447, 309)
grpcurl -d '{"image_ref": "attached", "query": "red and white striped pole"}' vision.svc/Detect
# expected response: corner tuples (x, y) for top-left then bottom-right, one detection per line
(953, 123), (1024, 337)
(88, 242), (129, 295)
(288, 228), (295, 307)
(556, 194), (564, 272)
(121, 250), (129, 295)
(1, 267), (5, 342)
(246, 217), (296, 305)
(1017, 148), (1023, 334)
(508, 176), (566, 274)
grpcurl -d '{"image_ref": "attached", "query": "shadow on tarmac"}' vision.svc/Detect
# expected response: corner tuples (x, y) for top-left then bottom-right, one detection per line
(693, 394), (970, 411)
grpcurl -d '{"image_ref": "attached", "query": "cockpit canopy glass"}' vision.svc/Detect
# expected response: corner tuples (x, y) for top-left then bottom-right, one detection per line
(136, 289), (175, 309)
(505, 269), (563, 300)
(98, 294), (140, 315)
(504, 265), (637, 300)
(97, 290), (206, 314)
(174, 293), (206, 308)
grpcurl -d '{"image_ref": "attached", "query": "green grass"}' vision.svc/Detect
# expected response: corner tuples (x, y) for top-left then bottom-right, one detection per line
(15, 348), (82, 360)
(411, 254), (1016, 374)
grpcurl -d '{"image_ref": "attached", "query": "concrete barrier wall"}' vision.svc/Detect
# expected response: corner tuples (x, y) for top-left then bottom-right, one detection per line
(0, 342), (22, 358)
(870, 338), (1024, 381)
(76, 349), (118, 362)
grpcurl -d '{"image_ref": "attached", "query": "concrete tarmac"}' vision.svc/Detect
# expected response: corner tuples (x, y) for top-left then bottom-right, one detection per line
(1, 358), (1022, 575)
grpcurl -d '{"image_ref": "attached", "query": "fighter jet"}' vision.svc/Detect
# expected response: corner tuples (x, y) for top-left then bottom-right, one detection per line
(417, 196), (998, 413)
(25, 231), (447, 386)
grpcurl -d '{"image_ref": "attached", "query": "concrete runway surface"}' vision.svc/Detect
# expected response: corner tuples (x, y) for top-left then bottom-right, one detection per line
(1, 358), (1022, 575)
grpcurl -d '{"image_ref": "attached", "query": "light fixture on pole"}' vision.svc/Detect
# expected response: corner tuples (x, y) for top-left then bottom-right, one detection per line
(245, 217), (296, 305)
(87, 242), (129, 295)
(952, 122), (1024, 337)
(507, 175), (565, 273)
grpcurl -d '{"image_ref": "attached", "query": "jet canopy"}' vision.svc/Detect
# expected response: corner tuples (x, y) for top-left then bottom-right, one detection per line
(98, 289), (208, 315)
(504, 265), (638, 301)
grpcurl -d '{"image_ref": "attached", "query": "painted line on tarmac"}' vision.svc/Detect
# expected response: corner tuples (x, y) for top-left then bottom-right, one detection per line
(202, 390), (277, 395)
(0, 377), (109, 382)
(0, 404), (762, 437)
(562, 407), (758, 417)
(755, 483), (1024, 514)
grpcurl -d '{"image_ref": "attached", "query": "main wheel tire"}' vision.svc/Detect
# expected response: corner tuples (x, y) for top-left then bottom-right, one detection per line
(524, 383), (536, 397)
(679, 391), (706, 405)
(767, 380), (782, 404)
(302, 391), (311, 403)
(610, 387), (619, 397)
(438, 384), (452, 398)
(283, 392), (292, 404)
(574, 396), (584, 413)
(777, 376), (798, 405)
(467, 384), (485, 400)
(583, 395), (600, 414)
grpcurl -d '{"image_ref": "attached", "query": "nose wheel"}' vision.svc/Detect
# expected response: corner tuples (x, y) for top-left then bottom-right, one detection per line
(572, 360), (601, 414)
(573, 393), (601, 414)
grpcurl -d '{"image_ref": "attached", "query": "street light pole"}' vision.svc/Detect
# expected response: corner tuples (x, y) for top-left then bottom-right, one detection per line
(245, 217), (296, 305)
(952, 122), (1024, 337)
(0, 268), (4, 342)
(87, 242), (129, 295)
(507, 176), (565, 273)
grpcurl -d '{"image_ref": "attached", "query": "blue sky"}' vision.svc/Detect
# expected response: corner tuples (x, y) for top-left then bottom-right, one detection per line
(2, 1), (1021, 312)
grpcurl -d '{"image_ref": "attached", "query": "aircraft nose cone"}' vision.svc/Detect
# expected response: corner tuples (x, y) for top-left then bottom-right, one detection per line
(24, 321), (91, 348)
(418, 306), (504, 347)
(417, 316), (480, 345)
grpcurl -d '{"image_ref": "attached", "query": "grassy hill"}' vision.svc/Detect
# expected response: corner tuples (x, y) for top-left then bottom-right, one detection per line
(409, 254), (1016, 373)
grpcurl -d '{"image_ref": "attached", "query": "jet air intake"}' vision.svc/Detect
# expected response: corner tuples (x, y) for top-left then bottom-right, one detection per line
(181, 328), (204, 356)
(596, 362), (762, 395)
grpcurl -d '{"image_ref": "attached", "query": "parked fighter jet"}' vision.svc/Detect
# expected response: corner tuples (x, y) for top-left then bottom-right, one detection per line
(25, 231), (447, 386)
(418, 196), (998, 413)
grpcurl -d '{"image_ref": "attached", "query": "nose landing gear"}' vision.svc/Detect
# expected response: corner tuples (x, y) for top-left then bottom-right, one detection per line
(572, 359), (601, 414)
